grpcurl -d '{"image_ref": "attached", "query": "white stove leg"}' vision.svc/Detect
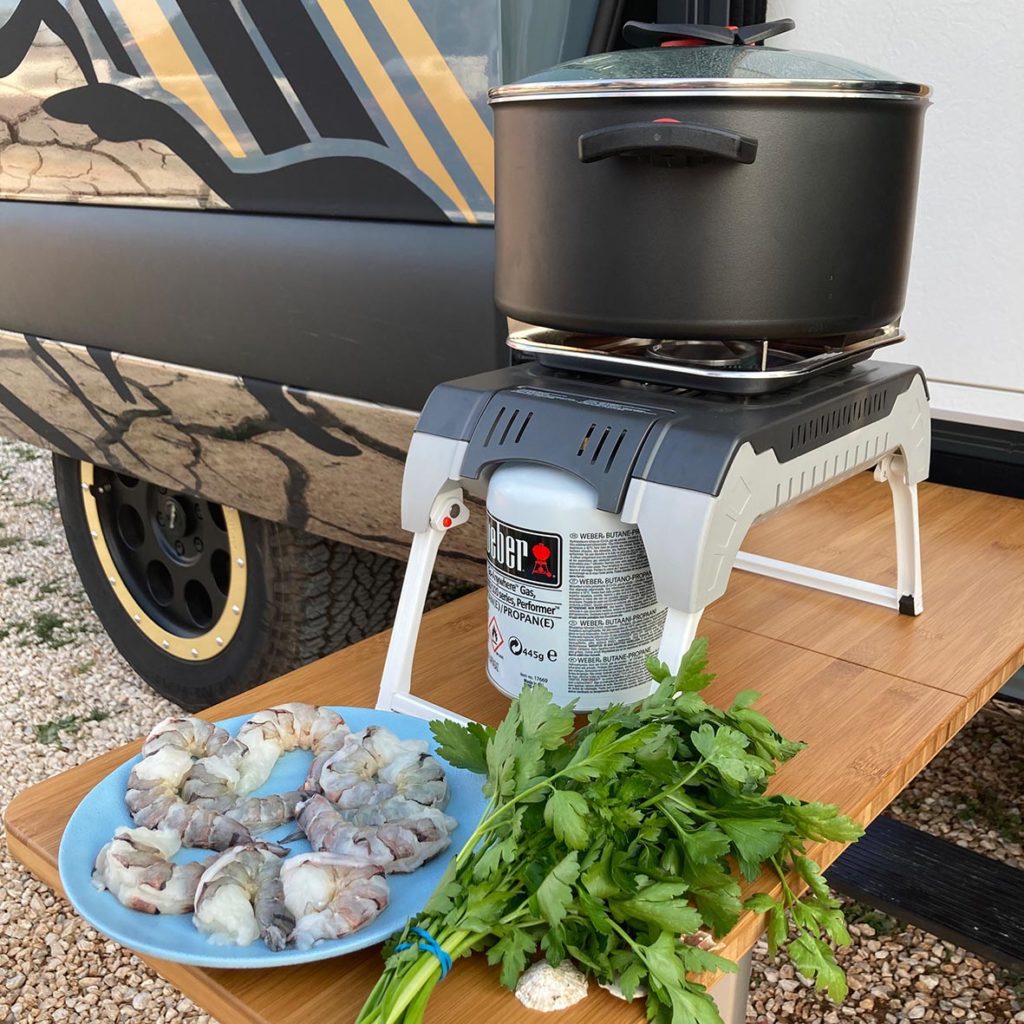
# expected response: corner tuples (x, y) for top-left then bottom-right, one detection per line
(657, 608), (705, 678)
(376, 489), (471, 724)
(710, 948), (753, 1024)
(875, 453), (924, 615)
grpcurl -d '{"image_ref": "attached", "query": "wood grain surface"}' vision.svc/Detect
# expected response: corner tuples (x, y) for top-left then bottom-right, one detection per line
(6, 477), (1024, 1024)
(710, 476), (1024, 701)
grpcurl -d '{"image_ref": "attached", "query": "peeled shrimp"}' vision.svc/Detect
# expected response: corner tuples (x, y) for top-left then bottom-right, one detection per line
(380, 745), (448, 810)
(142, 716), (231, 759)
(193, 843), (293, 950)
(281, 852), (389, 950)
(234, 704), (350, 795)
(342, 799), (457, 835)
(92, 827), (212, 914)
(125, 744), (259, 851)
(306, 726), (448, 811)
(179, 735), (248, 804)
(177, 735), (302, 834)
(296, 794), (453, 873)
(128, 708), (342, 847)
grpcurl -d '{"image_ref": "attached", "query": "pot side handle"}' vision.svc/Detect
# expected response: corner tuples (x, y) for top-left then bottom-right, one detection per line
(577, 121), (758, 166)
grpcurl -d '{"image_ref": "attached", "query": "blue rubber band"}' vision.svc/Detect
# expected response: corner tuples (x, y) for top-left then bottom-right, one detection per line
(395, 926), (452, 979)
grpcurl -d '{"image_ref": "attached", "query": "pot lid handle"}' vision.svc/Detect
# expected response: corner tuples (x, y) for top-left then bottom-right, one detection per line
(622, 17), (794, 48)
(737, 18), (796, 44)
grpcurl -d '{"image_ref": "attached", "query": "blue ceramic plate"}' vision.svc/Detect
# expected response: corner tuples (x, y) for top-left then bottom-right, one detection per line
(59, 707), (486, 968)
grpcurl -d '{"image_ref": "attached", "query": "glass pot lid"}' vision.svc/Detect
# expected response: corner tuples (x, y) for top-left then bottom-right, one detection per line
(490, 47), (930, 102)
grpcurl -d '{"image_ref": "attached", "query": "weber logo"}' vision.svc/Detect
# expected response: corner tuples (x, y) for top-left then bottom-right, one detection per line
(487, 514), (561, 589)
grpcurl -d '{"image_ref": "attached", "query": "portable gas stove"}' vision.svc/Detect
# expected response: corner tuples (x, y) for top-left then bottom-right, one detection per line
(376, 328), (930, 724)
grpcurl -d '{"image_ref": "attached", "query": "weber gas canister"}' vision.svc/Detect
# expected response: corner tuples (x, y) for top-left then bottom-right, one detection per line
(485, 464), (665, 710)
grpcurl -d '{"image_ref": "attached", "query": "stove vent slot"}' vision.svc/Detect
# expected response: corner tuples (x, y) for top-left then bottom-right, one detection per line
(482, 405), (506, 447)
(579, 425), (631, 473)
(789, 388), (889, 453)
(604, 430), (628, 473)
(577, 423), (596, 457)
(515, 411), (533, 443)
(482, 406), (533, 448)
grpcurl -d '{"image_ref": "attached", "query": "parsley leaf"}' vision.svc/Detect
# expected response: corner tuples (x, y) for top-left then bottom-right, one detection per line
(783, 802), (865, 843)
(544, 788), (590, 850)
(788, 932), (848, 1002)
(517, 684), (575, 750)
(681, 824), (732, 865)
(719, 817), (791, 880)
(430, 718), (494, 775)
(487, 930), (537, 990)
(533, 851), (580, 928)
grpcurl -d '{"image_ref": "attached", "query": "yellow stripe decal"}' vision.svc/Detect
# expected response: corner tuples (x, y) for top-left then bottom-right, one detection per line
(318, 0), (475, 222)
(112, 0), (244, 159)
(367, 0), (494, 201)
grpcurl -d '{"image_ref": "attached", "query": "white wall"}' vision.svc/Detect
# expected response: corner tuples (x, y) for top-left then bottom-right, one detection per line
(777, 1), (1024, 428)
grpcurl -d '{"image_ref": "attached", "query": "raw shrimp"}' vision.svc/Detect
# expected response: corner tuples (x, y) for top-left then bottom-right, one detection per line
(304, 728), (396, 809)
(281, 852), (389, 950)
(141, 716), (232, 759)
(296, 795), (453, 873)
(128, 709), (331, 848)
(379, 744), (448, 811)
(227, 791), (306, 833)
(92, 827), (212, 914)
(234, 704), (350, 794)
(342, 798), (457, 835)
(305, 727), (448, 812)
(125, 744), (259, 851)
(180, 749), (304, 833)
(193, 843), (293, 951)
(179, 748), (242, 806)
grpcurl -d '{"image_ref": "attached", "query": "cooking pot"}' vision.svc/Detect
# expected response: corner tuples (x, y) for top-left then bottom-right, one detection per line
(489, 31), (930, 341)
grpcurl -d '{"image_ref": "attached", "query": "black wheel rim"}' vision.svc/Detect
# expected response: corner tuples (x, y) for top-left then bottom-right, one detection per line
(92, 470), (234, 638)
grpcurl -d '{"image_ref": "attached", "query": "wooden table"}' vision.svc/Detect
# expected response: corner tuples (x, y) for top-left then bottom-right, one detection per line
(6, 476), (1024, 1024)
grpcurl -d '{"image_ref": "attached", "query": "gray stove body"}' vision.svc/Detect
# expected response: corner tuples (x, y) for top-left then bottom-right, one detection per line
(379, 360), (930, 722)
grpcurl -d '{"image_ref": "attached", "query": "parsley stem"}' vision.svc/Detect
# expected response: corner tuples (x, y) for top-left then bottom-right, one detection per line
(499, 904), (531, 926)
(770, 855), (796, 905)
(639, 757), (706, 808)
(377, 929), (473, 1024)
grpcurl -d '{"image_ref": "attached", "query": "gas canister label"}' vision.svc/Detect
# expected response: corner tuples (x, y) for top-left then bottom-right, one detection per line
(486, 499), (665, 710)
(487, 514), (561, 589)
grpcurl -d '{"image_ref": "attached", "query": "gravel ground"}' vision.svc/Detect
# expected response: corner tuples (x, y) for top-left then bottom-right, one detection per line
(0, 436), (1021, 1023)
(747, 697), (1024, 1023)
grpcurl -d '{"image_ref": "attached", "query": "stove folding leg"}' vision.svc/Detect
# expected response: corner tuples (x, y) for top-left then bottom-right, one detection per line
(710, 947), (753, 1024)
(657, 608), (706, 676)
(376, 488), (471, 724)
(876, 453), (923, 615)
(734, 451), (924, 615)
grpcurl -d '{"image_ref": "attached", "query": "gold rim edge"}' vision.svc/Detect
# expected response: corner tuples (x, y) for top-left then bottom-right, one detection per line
(80, 462), (247, 661)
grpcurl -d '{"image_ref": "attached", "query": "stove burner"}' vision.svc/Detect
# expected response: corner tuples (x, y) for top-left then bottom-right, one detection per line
(507, 324), (904, 396)
(646, 339), (762, 369)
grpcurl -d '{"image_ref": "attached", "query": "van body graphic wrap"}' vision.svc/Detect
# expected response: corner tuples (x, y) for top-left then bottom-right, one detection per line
(0, 327), (490, 579)
(0, 0), (498, 222)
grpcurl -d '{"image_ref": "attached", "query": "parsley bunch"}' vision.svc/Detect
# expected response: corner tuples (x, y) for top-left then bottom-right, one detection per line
(357, 640), (862, 1024)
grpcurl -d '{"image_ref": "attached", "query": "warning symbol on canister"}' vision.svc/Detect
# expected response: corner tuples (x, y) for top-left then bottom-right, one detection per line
(488, 616), (505, 653)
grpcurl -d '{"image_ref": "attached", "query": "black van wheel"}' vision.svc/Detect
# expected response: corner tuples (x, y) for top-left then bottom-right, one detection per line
(52, 456), (409, 711)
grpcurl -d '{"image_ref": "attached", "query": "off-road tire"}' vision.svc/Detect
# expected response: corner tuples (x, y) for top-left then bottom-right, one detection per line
(53, 455), (420, 711)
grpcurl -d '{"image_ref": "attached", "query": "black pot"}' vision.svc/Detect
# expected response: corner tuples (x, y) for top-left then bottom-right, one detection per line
(490, 44), (930, 341)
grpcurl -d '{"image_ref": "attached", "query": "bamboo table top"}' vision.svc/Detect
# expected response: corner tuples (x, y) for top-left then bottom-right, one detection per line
(6, 475), (1024, 1024)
